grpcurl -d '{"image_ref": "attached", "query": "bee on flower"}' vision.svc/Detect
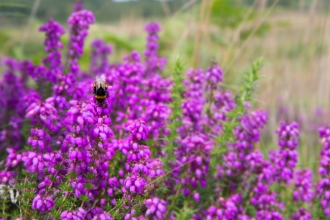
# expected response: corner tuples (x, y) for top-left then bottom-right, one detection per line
(93, 75), (108, 104)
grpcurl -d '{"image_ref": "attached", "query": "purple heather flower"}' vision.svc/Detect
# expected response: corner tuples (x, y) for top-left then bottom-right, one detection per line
(183, 68), (204, 99)
(61, 208), (86, 220)
(23, 151), (59, 176)
(0, 171), (16, 184)
(19, 60), (35, 83)
(182, 99), (204, 125)
(92, 111), (114, 142)
(237, 110), (268, 145)
(245, 150), (274, 184)
(223, 152), (243, 177)
(52, 72), (87, 108)
(271, 121), (299, 184)
(23, 89), (42, 109)
(123, 137), (151, 174)
(63, 100), (95, 133)
(148, 158), (165, 179)
(1, 59), (25, 107)
(67, 10), (95, 75)
(86, 207), (112, 220)
(179, 71), (206, 136)
(0, 58), (26, 150)
(107, 177), (120, 197)
(25, 97), (61, 133)
(141, 102), (170, 139)
(112, 51), (145, 120)
(27, 128), (51, 151)
(276, 121), (299, 149)
(317, 127), (330, 216)
(37, 177), (52, 190)
(193, 192), (200, 202)
(121, 119), (152, 196)
(222, 111), (268, 178)
(293, 169), (314, 203)
(31, 65), (47, 80)
(123, 142), (151, 170)
(124, 209), (145, 220)
(39, 18), (65, 83)
(142, 75), (171, 103)
(173, 135), (212, 196)
(61, 100), (95, 168)
(206, 194), (243, 220)
(145, 197), (167, 219)
(71, 178), (88, 198)
(205, 62), (223, 87)
(73, 0), (84, 12)
(245, 150), (264, 170)
(126, 119), (148, 141)
(144, 22), (166, 74)
(32, 195), (54, 213)
(90, 39), (112, 74)
(0, 116), (24, 151)
(256, 210), (284, 220)
(214, 90), (236, 112)
(204, 89), (236, 137)
(87, 96), (116, 194)
(291, 208), (312, 220)
(5, 148), (22, 168)
(251, 182), (284, 220)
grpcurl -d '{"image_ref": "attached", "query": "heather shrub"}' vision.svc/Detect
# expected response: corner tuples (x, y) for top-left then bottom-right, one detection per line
(0, 5), (329, 220)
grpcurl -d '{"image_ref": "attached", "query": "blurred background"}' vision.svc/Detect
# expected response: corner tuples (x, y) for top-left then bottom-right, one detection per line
(0, 0), (329, 171)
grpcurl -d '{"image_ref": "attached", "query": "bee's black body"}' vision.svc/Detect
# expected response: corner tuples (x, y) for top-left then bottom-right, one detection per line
(93, 75), (108, 104)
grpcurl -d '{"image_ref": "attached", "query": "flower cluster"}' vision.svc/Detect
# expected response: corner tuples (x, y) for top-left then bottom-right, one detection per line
(318, 127), (330, 217)
(67, 10), (95, 75)
(293, 169), (314, 203)
(271, 121), (299, 184)
(205, 195), (247, 220)
(0, 6), (327, 220)
(32, 195), (54, 214)
(122, 119), (150, 195)
(39, 18), (65, 83)
(145, 197), (167, 219)
(90, 39), (112, 74)
(144, 22), (166, 74)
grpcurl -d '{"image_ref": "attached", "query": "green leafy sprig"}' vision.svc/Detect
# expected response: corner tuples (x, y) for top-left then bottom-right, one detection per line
(210, 57), (264, 170)
(162, 59), (185, 172)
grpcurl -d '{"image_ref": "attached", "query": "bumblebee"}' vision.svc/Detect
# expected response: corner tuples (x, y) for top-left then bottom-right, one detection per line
(93, 75), (108, 104)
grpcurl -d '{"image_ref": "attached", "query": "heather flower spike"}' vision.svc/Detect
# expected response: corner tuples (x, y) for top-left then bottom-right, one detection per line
(67, 10), (95, 75)
(39, 18), (65, 83)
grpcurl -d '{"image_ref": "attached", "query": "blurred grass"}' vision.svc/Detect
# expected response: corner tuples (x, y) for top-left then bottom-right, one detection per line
(1, 0), (330, 173)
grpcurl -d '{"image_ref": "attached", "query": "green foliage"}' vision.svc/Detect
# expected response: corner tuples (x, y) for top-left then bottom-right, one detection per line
(80, 195), (89, 202)
(238, 57), (263, 102)
(0, 3), (29, 17)
(174, 201), (195, 220)
(59, 182), (72, 192)
(0, 32), (9, 48)
(245, 204), (256, 216)
(211, 0), (255, 29)
(312, 199), (325, 219)
(84, 183), (94, 190)
(104, 34), (135, 52)
(240, 22), (271, 40)
(211, 58), (264, 169)
(51, 209), (61, 219)
(162, 59), (185, 171)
